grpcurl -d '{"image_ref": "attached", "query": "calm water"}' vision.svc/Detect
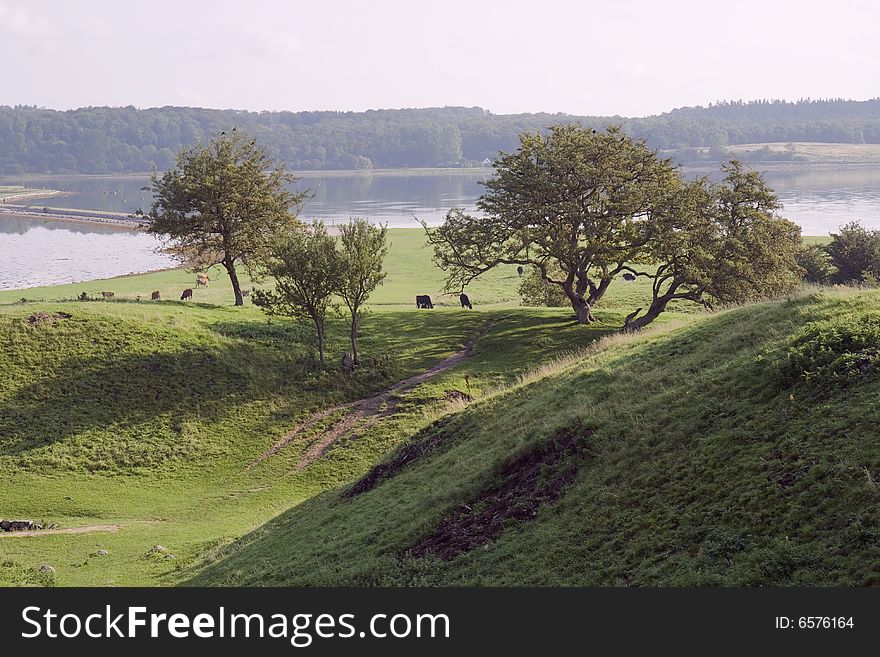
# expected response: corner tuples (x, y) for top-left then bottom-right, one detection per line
(0, 216), (176, 290)
(1, 167), (879, 290)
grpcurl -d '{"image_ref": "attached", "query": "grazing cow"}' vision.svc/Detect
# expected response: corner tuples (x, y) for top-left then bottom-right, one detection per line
(151, 291), (160, 301)
(196, 274), (210, 287)
(415, 294), (434, 309)
(180, 288), (193, 301)
(459, 293), (473, 309)
(622, 272), (636, 281)
(101, 291), (114, 299)
(517, 266), (524, 277)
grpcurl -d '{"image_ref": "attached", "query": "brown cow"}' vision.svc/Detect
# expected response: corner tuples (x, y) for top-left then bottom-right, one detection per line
(196, 274), (210, 287)
(101, 291), (114, 299)
(151, 291), (160, 301)
(180, 288), (193, 301)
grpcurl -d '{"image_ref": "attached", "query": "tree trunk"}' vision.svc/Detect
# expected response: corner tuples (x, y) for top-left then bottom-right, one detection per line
(569, 293), (595, 324)
(315, 317), (326, 366)
(350, 312), (359, 365)
(624, 299), (668, 331)
(586, 277), (612, 307)
(223, 257), (243, 306)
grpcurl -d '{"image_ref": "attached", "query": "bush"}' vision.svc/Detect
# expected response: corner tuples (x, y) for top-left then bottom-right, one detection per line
(781, 314), (880, 391)
(826, 221), (880, 283)
(796, 245), (835, 283)
(518, 267), (569, 307)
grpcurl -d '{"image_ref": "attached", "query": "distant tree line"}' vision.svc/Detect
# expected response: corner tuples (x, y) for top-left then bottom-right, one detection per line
(2, 99), (880, 174)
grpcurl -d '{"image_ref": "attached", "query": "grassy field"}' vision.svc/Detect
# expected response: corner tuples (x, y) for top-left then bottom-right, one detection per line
(1, 228), (672, 586)
(3, 229), (524, 307)
(2, 227), (870, 587)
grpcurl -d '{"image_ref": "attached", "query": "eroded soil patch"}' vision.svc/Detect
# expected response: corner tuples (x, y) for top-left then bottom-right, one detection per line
(27, 311), (72, 325)
(345, 417), (457, 498)
(408, 423), (593, 560)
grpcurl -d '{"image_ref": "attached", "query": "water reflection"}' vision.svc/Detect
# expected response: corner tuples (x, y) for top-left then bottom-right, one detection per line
(0, 218), (176, 290)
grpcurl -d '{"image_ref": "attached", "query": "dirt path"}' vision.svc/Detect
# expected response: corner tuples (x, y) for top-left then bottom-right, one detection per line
(247, 319), (496, 472)
(0, 524), (119, 538)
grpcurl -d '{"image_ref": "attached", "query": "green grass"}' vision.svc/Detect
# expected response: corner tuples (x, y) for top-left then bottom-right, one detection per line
(186, 288), (880, 586)
(2, 226), (863, 587)
(1, 229), (524, 307)
(0, 268), (641, 585)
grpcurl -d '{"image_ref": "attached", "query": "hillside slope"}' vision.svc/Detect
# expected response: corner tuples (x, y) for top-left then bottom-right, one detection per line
(191, 289), (880, 586)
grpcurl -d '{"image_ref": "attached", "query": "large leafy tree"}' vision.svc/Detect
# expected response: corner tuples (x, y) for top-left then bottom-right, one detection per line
(337, 219), (388, 365)
(251, 222), (341, 366)
(148, 129), (305, 306)
(622, 162), (803, 329)
(424, 125), (679, 323)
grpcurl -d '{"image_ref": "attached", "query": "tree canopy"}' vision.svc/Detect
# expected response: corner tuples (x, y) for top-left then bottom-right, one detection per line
(426, 125), (803, 328)
(148, 129), (305, 305)
(251, 222), (341, 366)
(337, 220), (388, 365)
(424, 125), (679, 323)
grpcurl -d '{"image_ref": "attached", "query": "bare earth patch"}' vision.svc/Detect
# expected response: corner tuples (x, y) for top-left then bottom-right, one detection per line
(27, 311), (72, 325)
(345, 417), (455, 498)
(0, 523), (119, 538)
(407, 423), (593, 560)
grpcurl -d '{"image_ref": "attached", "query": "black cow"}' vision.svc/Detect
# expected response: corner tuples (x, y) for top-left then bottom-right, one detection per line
(180, 288), (193, 301)
(459, 293), (472, 309)
(622, 272), (636, 281)
(415, 295), (434, 309)
(517, 266), (524, 277)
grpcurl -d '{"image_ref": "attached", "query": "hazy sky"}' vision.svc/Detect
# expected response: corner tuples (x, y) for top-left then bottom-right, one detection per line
(1, 0), (877, 117)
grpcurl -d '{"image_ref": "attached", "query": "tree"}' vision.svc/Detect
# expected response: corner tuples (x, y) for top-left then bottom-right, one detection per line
(423, 125), (679, 323)
(148, 129), (305, 305)
(252, 223), (341, 366)
(622, 162), (803, 330)
(825, 221), (880, 283)
(337, 219), (388, 365)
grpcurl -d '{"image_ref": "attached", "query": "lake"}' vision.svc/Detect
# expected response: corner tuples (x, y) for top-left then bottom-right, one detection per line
(2, 167), (879, 290)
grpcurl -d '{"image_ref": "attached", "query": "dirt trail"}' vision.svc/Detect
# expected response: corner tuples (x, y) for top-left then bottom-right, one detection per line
(247, 319), (496, 472)
(0, 524), (119, 538)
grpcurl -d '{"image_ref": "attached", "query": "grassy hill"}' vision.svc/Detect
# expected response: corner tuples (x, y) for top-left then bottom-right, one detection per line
(188, 288), (880, 586)
(1, 245), (650, 585)
(3, 231), (878, 586)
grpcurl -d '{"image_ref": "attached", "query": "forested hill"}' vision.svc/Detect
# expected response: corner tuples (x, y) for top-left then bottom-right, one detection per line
(2, 99), (880, 174)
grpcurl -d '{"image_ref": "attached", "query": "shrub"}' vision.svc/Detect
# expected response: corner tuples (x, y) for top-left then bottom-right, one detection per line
(826, 221), (880, 283)
(781, 314), (880, 391)
(796, 245), (835, 283)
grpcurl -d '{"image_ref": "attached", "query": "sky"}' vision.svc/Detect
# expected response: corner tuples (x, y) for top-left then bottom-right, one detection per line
(1, 0), (878, 117)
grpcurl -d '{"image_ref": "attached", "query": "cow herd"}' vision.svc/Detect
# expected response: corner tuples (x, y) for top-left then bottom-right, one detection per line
(99, 274), (478, 310)
(414, 293), (473, 309)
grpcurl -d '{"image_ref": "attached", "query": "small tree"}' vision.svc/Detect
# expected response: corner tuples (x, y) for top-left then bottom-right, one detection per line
(337, 219), (388, 365)
(252, 223), (340, 366)
(826, 221), (880, 283)
(148, 129), (305, 306)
